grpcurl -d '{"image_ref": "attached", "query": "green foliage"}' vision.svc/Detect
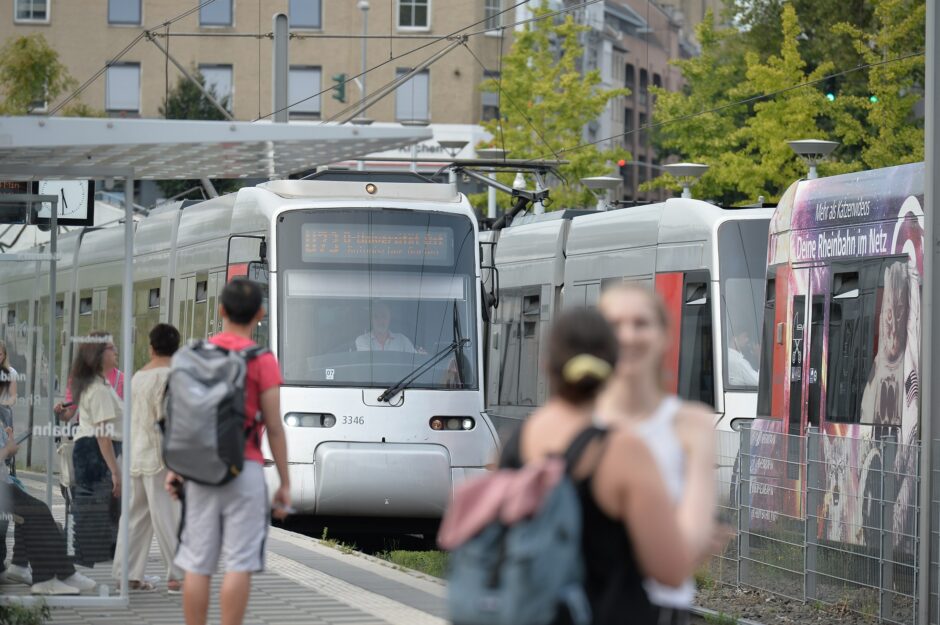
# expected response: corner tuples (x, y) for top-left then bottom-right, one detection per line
(157, 71), (242, 198)
(650, 0), (922, 205)
(379, 550), (449, 578)
(0, 602), (51, 625)
(475, 2), (629, 211)
(834, 0), (926, 168)
(0, 34), (98, 116)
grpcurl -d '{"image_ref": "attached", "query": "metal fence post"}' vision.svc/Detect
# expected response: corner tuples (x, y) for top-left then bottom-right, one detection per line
(738, 423), (751, 587)
(881, 437), (894, 622)
(805, 429), (818, 603)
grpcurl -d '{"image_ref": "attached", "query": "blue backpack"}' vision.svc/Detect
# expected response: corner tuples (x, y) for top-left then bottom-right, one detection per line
(441, 427), (604, 625)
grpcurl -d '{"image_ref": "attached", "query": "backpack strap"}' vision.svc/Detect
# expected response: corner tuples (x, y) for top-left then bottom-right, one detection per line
(240, 345), (269, 361)
(563, 426), (607, 474)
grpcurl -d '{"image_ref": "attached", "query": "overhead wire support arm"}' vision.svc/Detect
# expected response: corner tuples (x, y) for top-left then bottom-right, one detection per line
(144, 31), (235, 122)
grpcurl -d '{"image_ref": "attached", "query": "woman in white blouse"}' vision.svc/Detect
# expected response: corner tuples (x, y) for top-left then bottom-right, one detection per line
(112, 324), (184, 593)
(71, 331), (123, 567)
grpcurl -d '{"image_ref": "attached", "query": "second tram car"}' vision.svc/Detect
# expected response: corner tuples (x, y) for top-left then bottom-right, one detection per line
(0, 176), (498, 520)
(485, 199), (772, 440)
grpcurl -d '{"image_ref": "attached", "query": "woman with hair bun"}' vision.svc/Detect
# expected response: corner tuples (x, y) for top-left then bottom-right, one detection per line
(500, 307), (693, 625)
(597, 284), (723, 625)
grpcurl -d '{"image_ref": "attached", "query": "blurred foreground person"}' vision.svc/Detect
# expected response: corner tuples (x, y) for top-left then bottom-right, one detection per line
(112, 323), (184, 593)
(440, 308), (692, 625)
(597, 284), (723, 625)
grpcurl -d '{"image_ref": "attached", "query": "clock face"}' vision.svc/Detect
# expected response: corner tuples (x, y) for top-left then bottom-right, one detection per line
(37, 180), (89, 219)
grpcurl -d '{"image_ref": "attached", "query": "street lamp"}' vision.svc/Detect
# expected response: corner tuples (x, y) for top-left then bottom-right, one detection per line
(787, 139), (839, 180)
(352, 0), (371, 128)
(581, 175), (622, 211)
(476, 148), (510, 219)
(662, 162), (709, 199)
(438, 139), (469, 185)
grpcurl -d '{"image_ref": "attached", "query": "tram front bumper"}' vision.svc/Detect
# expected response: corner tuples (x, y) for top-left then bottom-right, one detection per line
(313, 442), (453, 517)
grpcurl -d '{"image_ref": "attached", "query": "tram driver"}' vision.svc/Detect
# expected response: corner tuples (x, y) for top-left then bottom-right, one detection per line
(355, 302), (425, 354)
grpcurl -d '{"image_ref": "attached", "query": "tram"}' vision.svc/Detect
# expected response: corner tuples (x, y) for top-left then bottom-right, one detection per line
(484, 199), (773, 441)
(0, 173), (498, 520)
(748, 162), (923, 556)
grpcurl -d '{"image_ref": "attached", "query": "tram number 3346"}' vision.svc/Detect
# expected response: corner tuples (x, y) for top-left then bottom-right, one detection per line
(342, 416), (365, 425)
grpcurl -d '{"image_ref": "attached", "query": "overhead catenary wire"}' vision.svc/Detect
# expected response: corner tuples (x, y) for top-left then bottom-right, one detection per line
(49, 0), (222, 116)
(521, 50), (927, 164)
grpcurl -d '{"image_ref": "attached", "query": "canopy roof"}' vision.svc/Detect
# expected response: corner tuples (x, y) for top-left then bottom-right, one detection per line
(0, 117), (432, 180)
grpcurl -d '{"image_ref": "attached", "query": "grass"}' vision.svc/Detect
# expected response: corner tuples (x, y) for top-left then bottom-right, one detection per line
(319, 528), (356, 556)
(702, 612), (737, 625)
(0, 602), (51, 625)
(378, 550), (449, 579)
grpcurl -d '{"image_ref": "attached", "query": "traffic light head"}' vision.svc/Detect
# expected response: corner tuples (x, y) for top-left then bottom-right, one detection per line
(332, 73), (347, 103)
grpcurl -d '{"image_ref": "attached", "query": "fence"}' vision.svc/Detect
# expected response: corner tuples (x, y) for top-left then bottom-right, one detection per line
(710, 424), (922, 625)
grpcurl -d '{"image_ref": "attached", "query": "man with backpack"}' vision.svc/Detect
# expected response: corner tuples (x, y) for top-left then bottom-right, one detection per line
(164, 278), (290, 625)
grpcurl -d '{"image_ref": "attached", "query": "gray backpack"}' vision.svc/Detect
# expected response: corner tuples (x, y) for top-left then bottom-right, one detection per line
(441, 428), (602, 625)
(163, 340), (266, 486)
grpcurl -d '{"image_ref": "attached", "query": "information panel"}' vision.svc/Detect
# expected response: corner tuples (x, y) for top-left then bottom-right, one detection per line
(302, 223), (453, 266)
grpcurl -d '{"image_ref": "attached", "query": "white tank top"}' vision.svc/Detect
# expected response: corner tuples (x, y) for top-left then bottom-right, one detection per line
(634, 396), (696, 609)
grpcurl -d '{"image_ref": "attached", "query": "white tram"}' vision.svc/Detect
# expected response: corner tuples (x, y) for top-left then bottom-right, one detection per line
(0, 174), (497, 519)
(484, 199), (773, 441)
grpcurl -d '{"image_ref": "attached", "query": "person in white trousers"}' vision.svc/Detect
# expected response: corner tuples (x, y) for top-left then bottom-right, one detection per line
(112, 324), (184, 593)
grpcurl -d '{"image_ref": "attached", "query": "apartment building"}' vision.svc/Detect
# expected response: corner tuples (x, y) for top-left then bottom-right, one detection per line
(3, 0), (509, 124)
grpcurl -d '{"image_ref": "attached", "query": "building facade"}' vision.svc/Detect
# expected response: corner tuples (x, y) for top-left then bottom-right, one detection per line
(3, 0), (511, 124)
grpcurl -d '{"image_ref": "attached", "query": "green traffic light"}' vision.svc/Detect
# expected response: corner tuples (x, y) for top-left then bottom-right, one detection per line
(826, 93), (836, 102)
(870, 95), (878, 103)
(332, 73), (347, 103)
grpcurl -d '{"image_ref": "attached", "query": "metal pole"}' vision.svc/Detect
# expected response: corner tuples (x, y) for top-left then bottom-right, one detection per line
(273, 13), (289, 123)
(918, 1), (938, 622)
(119, 177), (134, 602)
(45, 198), (57, 507)
(487, 174), (497, 219)
(807, 164), (818, 180)
(357, 1), (369, 171)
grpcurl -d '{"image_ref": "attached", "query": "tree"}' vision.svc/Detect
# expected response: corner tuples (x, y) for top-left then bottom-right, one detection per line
(0, 34), (99, 116)
(835, 0), (926, 169)
(475, 2), (629, 211)
(650, 7), (866, 204)
(157, 71), (242, 199)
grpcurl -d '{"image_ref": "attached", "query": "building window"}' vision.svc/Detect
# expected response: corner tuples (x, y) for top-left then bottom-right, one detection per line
(398, 0), (429, 29)
(108, 0), (141, 25)
(105, 63), (141, 113)
(625, 63), (635, 92)
(288, 67), (322, 117)
(638, 112), (647, 146)
(198, 64), (234, 111)
(14, 0), (49, 22)
(482, 70), (500, 121)
(289, 0), (321, 29)
(200, 0), (233, 26)
(395, 69), (429, 121)
(484, 0), (501, 30)
(639, 69), (649, 105)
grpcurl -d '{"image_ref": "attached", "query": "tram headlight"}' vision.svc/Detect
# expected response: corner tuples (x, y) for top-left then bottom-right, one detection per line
(429, 417), (475, 431)
(284, 412), (336, 428)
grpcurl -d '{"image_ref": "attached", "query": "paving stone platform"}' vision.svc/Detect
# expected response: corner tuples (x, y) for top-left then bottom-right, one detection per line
(3, 473), (447, 625)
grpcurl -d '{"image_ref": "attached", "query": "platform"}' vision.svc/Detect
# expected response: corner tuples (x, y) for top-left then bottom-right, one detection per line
(5, 473), (447, 625)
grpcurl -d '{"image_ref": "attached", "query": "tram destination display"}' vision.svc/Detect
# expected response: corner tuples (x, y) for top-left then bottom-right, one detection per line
(302, 223), (454, 265)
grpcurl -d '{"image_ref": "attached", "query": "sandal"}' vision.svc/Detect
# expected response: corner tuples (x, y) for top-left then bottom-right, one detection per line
(167, 579), (183, 595)
(125, 580), (157, 592)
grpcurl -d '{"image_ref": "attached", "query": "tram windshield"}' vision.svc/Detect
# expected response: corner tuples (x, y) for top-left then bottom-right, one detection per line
(277, 208), (478, 390)
(718, 219), (770, 390)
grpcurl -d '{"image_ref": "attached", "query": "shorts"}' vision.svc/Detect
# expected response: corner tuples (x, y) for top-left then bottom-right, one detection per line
(174, 461), (269, 575)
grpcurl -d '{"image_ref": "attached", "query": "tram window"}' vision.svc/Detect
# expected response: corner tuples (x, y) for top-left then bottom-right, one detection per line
(195, 280), (208, 303)
(677, 273), (715, 408)
(55, 300), (64, 319)
(148, 288), (160, 309)
(6, 310), (13, 326)
(808, 296), (825, 427)
(522, 294), (540, 316)
(826, 261), (884, 423)
(756, 274), (776, 417)
(79, 297), (92, 316)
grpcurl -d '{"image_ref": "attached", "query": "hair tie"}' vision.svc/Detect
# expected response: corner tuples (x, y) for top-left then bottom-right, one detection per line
(562, 354), (612, 384)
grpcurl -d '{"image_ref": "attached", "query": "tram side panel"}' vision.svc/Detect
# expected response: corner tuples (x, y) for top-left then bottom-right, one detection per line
(749, 163), (924, 566)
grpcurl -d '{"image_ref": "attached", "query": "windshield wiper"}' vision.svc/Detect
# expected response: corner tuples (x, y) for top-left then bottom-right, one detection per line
(377, 338), (470, 404)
